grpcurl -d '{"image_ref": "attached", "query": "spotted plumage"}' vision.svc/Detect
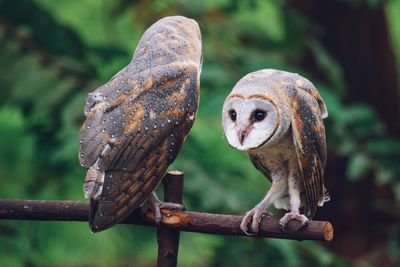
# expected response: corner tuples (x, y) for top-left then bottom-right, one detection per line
(80, 16), (202, 232)
(222, 69), (329, 234)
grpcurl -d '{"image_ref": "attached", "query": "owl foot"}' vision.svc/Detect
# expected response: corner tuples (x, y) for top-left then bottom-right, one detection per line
(144, 193), (185, 223)
(240, 205), (271, 236)
(279, 212), (309, 232)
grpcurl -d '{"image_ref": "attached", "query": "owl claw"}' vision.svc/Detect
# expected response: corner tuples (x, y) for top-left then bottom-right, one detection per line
(240, 206), (270, 235)
(240, 211), (255, 236)
(242, 228), (254, 236)
(144, 193), (185, 224)
(279, 212), (309, 232)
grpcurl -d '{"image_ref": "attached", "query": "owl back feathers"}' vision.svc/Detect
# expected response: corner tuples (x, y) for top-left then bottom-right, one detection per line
(132, 16), (202, 74)
(80, 16), (202, 232)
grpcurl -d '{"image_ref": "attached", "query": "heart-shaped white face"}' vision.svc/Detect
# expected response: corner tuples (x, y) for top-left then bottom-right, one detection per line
(222, 97), (279, 151)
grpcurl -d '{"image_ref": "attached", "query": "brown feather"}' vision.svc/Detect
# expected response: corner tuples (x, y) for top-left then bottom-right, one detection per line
(290, 88), (327, 218)
(79, 16), (201, 232)
(249, 154), (272, 182)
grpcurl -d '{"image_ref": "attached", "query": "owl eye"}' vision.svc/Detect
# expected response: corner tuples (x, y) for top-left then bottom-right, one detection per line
(229, 110), (237, 121)
(254, 109), (266, 121)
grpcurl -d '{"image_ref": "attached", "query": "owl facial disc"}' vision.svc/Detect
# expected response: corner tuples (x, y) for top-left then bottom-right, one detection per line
(222, 97), (278, 151)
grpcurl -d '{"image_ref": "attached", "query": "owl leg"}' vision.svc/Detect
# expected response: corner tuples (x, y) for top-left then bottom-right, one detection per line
(240, 178), (287, 235)
(279, 176), (308, 231)
(144, 192), (185, 223)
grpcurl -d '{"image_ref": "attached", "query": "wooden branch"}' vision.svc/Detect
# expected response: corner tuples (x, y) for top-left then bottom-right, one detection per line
(157, 171), (184, 267)
(0, 199), (333, 242)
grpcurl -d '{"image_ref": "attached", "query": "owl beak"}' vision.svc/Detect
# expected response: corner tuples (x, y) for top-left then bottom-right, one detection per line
(238, 127), (251, 145)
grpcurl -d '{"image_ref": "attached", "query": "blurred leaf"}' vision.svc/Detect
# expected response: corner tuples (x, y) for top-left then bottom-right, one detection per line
(376, 167), (394, 184)
(347, 153), (371, 181)
(386, 0), (400, 68)
(308, 39), (346, 95)
(232, 0), (285, 42)
(394, 182), (400, 201)
(366, 138), (400, 155)
(0, 106), (36, 194)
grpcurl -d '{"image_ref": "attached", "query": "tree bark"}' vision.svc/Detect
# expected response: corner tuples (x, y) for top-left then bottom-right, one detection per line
(0, 198), (333, 242)
(157, 171), (184, 267)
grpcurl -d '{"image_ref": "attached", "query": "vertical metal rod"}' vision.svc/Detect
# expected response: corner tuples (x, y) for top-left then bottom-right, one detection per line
(157, 171), (184, 267)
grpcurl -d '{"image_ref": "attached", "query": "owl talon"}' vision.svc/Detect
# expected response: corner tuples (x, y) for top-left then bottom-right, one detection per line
(242, 228), (254, 236)
(240, 206), (270, 235)
(240, 209), (254, 234)
(145, 193), (185, 224)
(279, 212), (309, 231)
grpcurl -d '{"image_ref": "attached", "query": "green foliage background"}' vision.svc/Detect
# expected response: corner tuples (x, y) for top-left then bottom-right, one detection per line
(0, 0), (399, 266)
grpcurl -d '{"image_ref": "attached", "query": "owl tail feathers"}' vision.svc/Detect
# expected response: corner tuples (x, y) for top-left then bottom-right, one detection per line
(89, 199), (109, 233)
(88, 170), (148, 233)
(89, 198), (119, 233)
(89, 198), (100, 232)
(83, 167), (105, 199)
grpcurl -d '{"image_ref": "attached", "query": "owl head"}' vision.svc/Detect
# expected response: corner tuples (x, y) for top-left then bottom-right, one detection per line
(222, 69), (294, 151)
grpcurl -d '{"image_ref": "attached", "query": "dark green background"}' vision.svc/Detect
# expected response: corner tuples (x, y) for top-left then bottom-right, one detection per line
(0, 0), (399, 266)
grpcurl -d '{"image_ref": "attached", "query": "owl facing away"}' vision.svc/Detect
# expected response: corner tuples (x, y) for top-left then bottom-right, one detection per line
(222, 69), (330, 234)
(79, 16), (202, 232)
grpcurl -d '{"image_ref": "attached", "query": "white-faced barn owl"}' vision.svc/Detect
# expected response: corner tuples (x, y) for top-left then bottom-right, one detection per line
(222, 69), (330, 235)
(79, 16), (202, 232)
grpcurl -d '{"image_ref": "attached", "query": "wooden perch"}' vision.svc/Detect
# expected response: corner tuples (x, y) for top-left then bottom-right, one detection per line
(157, 171), (184, 267)
(0, 198), (333, 241)
(0, 172), (333, 267)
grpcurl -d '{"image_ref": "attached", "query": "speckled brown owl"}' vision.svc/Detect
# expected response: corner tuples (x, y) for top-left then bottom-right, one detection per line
(79, 16), (202, 232)
(222, 69), (330, 235)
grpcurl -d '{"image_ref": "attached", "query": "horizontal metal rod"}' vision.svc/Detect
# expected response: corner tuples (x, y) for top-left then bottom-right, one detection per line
(0, 199), (333, 241)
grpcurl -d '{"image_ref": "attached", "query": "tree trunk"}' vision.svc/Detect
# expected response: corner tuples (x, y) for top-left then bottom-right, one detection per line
(292, 0), (399, 134)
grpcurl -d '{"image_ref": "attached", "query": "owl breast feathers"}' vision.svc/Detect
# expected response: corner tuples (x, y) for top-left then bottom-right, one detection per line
(222, 69), (329, 233)
(79, 16), (202, 232)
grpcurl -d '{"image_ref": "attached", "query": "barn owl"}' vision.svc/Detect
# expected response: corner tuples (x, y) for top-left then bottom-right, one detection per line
(79, 16), (202, 232)
(222, 69), (330, 234)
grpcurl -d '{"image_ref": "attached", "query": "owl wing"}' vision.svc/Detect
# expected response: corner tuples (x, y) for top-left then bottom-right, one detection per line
(290, 81), (327, 218)
(80, 61), (200, 232)
(249, 154), (272, 182)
